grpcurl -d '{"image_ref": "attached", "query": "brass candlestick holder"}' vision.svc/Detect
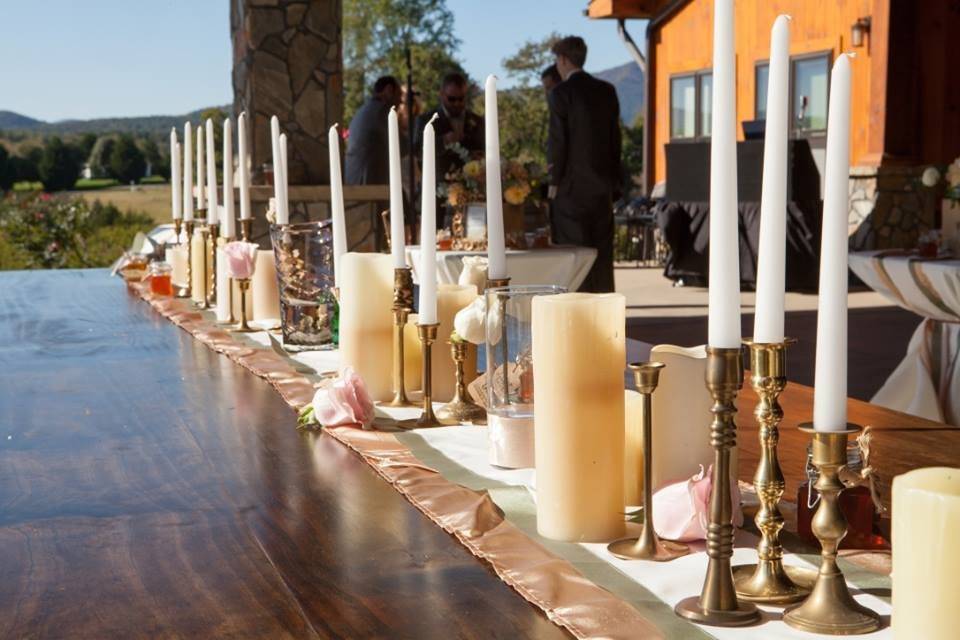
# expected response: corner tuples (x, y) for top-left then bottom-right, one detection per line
(733, 338), (815, 603)
(437, 340), (486, 424)
(197, 223), (211, 309)
(387, 267), (415, 407)
(783, 425), (881, 635)
(608, 362), (689, 561)
(240, 218), (252, 241)
(178, 220), (194, 299)
(414, 323), (444, 428)
(675, 346), (761, 627)
(230, 278), (255, 333)
(206, 222), (220, 307)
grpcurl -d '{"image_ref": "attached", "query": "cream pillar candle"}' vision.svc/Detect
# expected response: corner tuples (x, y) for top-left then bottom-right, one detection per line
(251, 249), (281, 322)
(183, 122), (194, 223)
(237, 112), (251, 221)
(165, 245), (188, 288)
(339, 252), (394, 401)
(533, 292), (626, 542)
(190, 228), (209, 303)
(403, 312), (422, 391)
(221, 119), (235, 239)
(892, 467), (960, 640)
(196, 124), (205, 211)
(753, 15), (791, 344)
(624, 389), (645, 506)
(205, 119), (218, 226)
(431, 284), (478, 402)
(215, 248), (232, 322)
(813, 54), (853, 432)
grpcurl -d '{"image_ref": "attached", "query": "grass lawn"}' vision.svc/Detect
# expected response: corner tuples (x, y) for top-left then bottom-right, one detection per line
(70, 184), (172, 224)
(74, 178), (119, 190)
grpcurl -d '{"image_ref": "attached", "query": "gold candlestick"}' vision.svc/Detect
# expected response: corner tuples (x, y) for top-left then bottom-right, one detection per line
(414, 323), (443, 428)
(783, 426), (881, 635)
(240, 218), (252, 242)
(609, 362), (689, 561)
(197, 223), (211, 310)
(675, 346), (761, 627)
(733, 339), (815, 603)
(178, 220), (194, 299)
(387, 267), (415, 407)
(206, 222), (220, 307)
(437, 340), (486, 424)
(230, 278), (254, 332)
(173, 218), (182, 243)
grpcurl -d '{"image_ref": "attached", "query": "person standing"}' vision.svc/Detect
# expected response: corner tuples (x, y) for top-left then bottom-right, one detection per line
(416, 73), (484, 180)
(345, 76), (402, 185)
(547, 36), (622, 293)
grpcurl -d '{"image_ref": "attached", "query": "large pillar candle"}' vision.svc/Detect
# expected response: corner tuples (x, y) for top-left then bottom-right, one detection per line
(339, 252), (394, 401)
(707, 0), (740, 349)
(215, 248), (232, 322)
(237, 112), (251, 221)
(221, 119), (235, 239)
(170, 129), (182, 222)
(165, 245), (188, 288)
(418, 115), (439, 324)
(892, 467), (960, 639)
(753, 15), (791, 344)
(432, 284), (479, 402)
(328, 124), (347, 286)
(252, 250), (281, 322)
(196, 124), (205, 211)
(183, 122), (194, 223)
(205, 119), (218, 226)
(190, 228), (209, 303)
(533, 292), (626, 541)
(484, 75), (507, 280)
(388, 107), (406, 268)
(813, 54), (853, 432)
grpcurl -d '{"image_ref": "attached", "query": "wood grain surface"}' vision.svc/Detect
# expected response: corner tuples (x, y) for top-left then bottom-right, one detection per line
(0, 270), (568, 640)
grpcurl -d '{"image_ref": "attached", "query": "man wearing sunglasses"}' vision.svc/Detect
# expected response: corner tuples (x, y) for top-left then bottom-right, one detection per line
(416, 72), (485, 181)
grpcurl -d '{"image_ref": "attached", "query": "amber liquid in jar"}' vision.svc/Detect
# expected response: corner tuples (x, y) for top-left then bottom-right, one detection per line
(150, 274), (173, 297)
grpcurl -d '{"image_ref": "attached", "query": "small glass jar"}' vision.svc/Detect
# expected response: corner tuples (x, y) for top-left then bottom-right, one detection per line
(796, 442), (888, 550)
(148, 261), (174, 297)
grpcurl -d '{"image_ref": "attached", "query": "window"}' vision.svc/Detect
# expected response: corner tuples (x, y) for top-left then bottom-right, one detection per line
(793, 55), (830, 132)
(755, 63), (769, 120)
(670, 71), (713, 140)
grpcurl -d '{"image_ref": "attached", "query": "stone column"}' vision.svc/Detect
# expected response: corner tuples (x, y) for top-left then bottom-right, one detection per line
(231, 0), (342, 187)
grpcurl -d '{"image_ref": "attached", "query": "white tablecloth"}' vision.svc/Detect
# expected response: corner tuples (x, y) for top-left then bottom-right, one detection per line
(405, 245), (597, 290)
(849, 250), (960, 425)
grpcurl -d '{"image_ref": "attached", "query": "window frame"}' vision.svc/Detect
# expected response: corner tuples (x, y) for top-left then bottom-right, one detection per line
(754, 59), (769, 122)
(790, 50), (832, 137)
(669, 69), (714, 142)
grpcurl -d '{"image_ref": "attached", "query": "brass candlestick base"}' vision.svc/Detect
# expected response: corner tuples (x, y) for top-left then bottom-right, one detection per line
(197, 224), (211, 309)
(231, 278), (255, 333)
(413, 323), (444, 428)
(178, 220), (194, 299)
(609, 362), (689, 562)
(675, 346), (761, 627)
(733, 338), (814, 604)
(485, 277), (511, 290)
(386, 268), (415, 407)
(206, 222), (220, 307)
(239, 218), (252, 242)
(174, 218), (183, 242)
(783, 426), (881, 635)
(437, 340), (486, 425)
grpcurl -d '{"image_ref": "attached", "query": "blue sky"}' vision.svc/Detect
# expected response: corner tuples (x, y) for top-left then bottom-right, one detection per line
(0, 1), (643, 122)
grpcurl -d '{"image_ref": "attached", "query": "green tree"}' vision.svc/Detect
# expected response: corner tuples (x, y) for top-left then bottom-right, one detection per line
(38, 136), (82, 192)
(0, 144), (11, 191)
(344, 0), (465, 123)
(109, 134), (146, 184)
(77, 133), (98, 158)
(88, 136), (115, 178)
(140, 137), (164, 179)
(621, 113), (643, 193)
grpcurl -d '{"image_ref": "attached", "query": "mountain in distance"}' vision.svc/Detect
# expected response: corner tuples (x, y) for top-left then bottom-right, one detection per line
(595, 62), (644, 126)
(0, 106), (231, 137)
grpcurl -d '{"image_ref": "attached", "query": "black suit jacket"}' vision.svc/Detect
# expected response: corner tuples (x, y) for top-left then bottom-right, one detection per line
(415, 108), (484, 179)
(548, 71), (622, 199)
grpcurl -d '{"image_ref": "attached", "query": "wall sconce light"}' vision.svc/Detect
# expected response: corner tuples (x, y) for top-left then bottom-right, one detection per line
(851, 17), (872, 47)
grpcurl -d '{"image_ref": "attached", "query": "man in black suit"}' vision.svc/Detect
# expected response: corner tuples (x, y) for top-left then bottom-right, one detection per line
(415, 72), (484, 181)
(345, 76), (402, 186)
(547, 36), (622, 293)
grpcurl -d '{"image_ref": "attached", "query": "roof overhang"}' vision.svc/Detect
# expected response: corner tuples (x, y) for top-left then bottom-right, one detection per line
(585, 0), (674, 19)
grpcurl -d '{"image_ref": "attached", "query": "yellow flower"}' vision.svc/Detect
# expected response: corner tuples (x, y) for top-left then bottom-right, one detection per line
(447, 182), (467, 206)
(463, 160), (484, 180)
(947, 157), (960, 189)
(504, 185), (529, 206)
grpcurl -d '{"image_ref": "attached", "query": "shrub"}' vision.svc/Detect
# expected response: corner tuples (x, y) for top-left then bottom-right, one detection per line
(38, 136), (83, 192)
(109, 135), (145, 184)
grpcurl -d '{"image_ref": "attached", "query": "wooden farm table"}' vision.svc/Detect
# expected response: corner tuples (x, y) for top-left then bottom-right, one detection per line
(1, 269), (956, 638)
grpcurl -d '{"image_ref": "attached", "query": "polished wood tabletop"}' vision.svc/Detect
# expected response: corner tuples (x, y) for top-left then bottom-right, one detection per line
(0, 270), (568, 639)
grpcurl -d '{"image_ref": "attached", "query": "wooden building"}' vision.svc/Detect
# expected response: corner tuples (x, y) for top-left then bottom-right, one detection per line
(589, 0), (960, 248)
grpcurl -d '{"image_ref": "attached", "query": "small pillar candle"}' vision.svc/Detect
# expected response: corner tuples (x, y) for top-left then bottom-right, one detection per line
(892, 467), (960, 639)
(215, 247), (232, 322)
(432, 284), (478, 403)
(339, 252), (394, 401)
(251, 249), (280, 322)
(165, 245), (188, 288)
(533, 292), (626, 542)
(190, 228), (210, 303)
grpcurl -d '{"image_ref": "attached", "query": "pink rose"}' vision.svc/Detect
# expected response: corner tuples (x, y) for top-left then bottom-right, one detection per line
(652, 465), (743, 542)
(224, 241), (258, 279)
(310, 367), (375, 429)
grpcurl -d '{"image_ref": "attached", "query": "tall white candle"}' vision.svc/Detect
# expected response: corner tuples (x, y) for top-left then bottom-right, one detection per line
(485, 75), (507, 281)
(170, 129), (182, 221)
(270, 115), (283, 222)
(707, 0), (741, 349)
(753, 15), (791, 344)
(182, 122), (194, 223)
(221, 118), (235, 238)
(205, 119), (218, 225)
(238, 112), (251, 221)
(196, 123), (205, 211)
(418, 114), (439, 325)
(388, 107), (406, 268)
(328, 124), (347, 286)
(277, 133), (289, 225)
(813, 54), (853, 432)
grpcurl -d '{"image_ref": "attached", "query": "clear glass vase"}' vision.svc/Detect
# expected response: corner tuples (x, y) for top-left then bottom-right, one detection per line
(269, 221), (338, 351)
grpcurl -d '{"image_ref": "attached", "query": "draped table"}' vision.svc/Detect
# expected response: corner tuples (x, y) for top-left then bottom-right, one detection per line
(4, 269), (960, 638)
(849, 250), (960, 426)
(405, 245), (597, 290)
